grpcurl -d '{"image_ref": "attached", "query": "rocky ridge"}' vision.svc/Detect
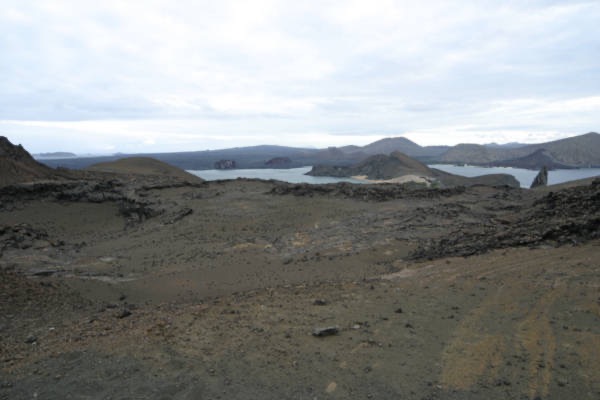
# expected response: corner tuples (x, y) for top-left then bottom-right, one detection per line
(411, 178), (600, 259)
(0, 137), (70, 186)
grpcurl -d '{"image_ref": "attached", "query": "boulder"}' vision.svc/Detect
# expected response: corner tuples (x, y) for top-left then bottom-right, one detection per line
(530, 166), (548, 188)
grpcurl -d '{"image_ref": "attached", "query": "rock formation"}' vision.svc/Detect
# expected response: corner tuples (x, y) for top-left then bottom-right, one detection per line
(214, 159), (237, 169)
(0, 136), (68, 186)
(530, 166), (549, 188)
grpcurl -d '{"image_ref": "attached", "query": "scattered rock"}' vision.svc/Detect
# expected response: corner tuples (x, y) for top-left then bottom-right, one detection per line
(325, 381), (337, 393)
(410, 179), (600, 260)
(270, 181), (465, 202)
(165, 207), (193, 224)
(313, 299), (328, 306)
(312, 326), (339, 337)
(116, 308), (132, 319)
(30, 269), (59, 277)
(25, 335), (37, 344)
(556, 377), (568, 387)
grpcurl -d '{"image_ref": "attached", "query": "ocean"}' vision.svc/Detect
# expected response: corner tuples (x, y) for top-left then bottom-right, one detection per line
(429, 165), (600, 188)
(189, 165), (600, 188)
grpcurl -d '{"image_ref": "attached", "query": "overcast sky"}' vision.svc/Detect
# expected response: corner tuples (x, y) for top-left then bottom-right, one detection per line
(1, 0), (599, 154)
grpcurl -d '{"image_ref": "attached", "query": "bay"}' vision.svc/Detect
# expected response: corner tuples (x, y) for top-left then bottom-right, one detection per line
(188, 167), (364, 184)
(189, 165), (600, 188)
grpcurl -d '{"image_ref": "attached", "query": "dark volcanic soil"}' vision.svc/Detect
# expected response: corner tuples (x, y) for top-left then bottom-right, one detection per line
(1, 176), (599, 399)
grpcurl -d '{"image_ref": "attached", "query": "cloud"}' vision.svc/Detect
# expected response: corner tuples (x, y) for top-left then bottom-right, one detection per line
(0, 1), (599, 152)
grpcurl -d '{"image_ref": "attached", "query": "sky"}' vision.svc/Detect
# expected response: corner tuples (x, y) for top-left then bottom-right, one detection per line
(1, 0), (599, 154)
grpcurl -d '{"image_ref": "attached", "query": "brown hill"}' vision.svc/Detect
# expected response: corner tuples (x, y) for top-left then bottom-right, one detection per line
(0, 136), (66, 186)
(440, 132), (600, 168)
(354, 151), (433, 179)
(307, 151), (433, 180)
(86, 157), (204, 183)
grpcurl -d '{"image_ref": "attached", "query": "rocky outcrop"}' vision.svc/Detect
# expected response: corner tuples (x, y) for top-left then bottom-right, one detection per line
(305, 165), (353, 178)
(0, 179), (197, 225)
(530, 166), (548, 188)
(270, 181), (466, 202)
(0, 224), (55, 253)
(0, 136), (69, 186)
(410, 178), (600, 260)
(214, 160), (236, 170)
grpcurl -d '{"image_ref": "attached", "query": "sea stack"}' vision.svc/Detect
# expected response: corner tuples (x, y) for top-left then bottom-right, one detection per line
(530, 166), (548, 188)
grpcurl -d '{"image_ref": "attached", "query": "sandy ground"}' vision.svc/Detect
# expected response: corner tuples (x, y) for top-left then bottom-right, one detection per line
(351, 174), (433, 186)
(1, 177), (599, 399)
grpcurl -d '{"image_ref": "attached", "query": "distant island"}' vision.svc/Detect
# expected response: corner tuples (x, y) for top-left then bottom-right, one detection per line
(33, 151), (77, 159)
(37, 132), (600, 172)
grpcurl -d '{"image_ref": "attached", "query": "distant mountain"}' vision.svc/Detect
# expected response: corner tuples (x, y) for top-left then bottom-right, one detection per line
(439, 132), (600, 169)
(347, 137), (449, 159)
(358, 137), (423, 156)
(486, 149), (572, 169)
(439, 144), (497, 165)
(37, 132), (599, 172)
(484, 142), (526, 149)
(308, 151), (432, 180)
(33, 152), (77, 159)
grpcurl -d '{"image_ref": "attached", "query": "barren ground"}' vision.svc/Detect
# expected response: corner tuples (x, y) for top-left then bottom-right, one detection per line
(1, 177), (598, 399)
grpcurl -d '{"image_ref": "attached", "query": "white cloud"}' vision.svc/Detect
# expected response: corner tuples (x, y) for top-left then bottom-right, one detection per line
(0, 0), (598, 152)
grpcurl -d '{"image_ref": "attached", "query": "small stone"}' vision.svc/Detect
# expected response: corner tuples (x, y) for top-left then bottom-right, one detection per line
(116, 309), (132, 319)
(395, 307), (403, 314)
(312, 326), (339, 337)
(25, 335), (37, 344)
(556, 377), (568, 387)
(313, 299), (328, 306)
(325, 381), (337, 393)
